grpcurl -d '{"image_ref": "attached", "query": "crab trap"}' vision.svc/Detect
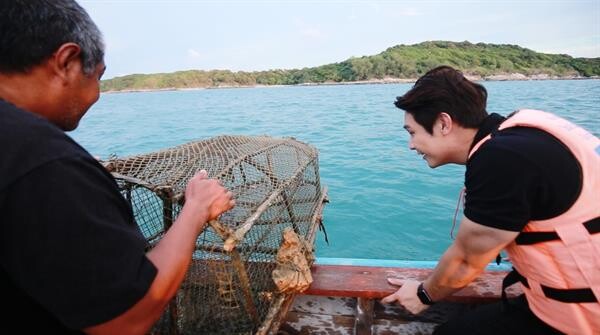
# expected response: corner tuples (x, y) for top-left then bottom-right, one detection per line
(104, 135), (328, 334)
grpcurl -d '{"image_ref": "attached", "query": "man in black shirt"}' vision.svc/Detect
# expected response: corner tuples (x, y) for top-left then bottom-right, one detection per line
(382, 66), (599, 334)
(0, 1), (234, 333)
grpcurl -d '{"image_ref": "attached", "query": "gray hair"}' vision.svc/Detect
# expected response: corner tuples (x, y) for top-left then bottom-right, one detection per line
(0, 0), (104, 75)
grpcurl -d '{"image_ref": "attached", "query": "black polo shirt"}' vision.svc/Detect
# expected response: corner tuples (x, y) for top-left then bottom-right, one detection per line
(0, 99), (157, 332)
(464, 113), (582, 231)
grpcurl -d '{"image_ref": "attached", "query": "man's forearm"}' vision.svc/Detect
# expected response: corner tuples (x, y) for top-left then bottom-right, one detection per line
(146, 207), (207, 300)
(423, 242), (487, 302)
(422, 217), (518, 303)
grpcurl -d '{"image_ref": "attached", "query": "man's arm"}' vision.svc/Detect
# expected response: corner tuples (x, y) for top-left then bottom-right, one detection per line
(84, 171), (234, 335)
(424, 216), (518, 300)
(382, 216), (518, 313)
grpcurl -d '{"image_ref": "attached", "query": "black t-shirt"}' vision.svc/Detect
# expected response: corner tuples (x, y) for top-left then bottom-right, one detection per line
(0, 100), (157, 332)
(464, 113), (582, 231)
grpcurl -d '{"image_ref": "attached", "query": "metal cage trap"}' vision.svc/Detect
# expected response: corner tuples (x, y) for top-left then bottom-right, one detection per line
(103, 135), (328, 334)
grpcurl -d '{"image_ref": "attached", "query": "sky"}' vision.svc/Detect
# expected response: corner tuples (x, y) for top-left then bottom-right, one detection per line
(80, 0), (600, 80)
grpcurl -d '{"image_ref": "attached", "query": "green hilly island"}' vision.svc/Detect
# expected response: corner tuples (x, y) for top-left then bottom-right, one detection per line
(100, 41), (600, 92)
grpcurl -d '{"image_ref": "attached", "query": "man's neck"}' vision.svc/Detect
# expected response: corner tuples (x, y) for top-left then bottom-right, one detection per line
(0, 69), (54, 119)
(451, 126), (479, 165)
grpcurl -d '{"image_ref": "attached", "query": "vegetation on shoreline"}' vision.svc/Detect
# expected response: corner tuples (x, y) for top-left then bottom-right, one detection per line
(100, 41), (600, 92)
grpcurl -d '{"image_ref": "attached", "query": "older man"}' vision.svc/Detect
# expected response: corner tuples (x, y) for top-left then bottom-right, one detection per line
(0, 1), (234, 334)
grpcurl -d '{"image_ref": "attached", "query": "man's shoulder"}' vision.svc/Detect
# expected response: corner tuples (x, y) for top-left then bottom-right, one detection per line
(0, 99), (64, 139)
(0, 100), (93, 189)
(484, 126), (571, 157)
(469, 125), (580, 188)
(468, 125), (578, 177)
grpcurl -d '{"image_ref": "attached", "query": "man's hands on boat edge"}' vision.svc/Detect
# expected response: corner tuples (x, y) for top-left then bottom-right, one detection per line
(381, 217), (518, 315)
(381, 279), (429, 314)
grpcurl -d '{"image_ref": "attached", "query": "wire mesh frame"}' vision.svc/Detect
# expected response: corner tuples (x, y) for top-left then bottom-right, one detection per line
(106, 136), (326, 335)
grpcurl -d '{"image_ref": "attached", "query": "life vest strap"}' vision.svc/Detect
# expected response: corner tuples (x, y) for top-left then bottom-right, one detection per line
(587, 217), (600, 234)
(502, 267), (598, 303)
(515, 217), (600, 245)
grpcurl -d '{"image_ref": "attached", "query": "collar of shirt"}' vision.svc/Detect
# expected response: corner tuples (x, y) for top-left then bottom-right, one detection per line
(469, 113), (506, 152)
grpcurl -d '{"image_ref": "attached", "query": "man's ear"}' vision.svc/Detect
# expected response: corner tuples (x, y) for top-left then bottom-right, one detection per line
(49, 43), (82, 83)
(438, 112), (453, 135)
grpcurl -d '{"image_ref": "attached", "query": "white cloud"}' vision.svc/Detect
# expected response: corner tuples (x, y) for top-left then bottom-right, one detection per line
(370, 3), (381, 13)
(301, 27), (324, 38)
(293, 18), (325, 40)
(187, 48), (202, 59)
(396, 8), (419, 17)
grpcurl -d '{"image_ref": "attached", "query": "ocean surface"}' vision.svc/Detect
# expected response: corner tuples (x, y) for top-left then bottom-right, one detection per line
(71, 79), (600, 261)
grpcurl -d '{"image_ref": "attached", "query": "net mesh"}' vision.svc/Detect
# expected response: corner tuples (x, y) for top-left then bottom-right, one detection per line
(104, 135), (325, 335)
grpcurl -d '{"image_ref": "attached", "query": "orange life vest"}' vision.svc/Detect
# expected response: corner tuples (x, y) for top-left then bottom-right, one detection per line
(468, 109), (600, 335)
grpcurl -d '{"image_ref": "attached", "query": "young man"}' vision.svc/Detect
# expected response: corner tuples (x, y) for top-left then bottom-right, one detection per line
(382, 66), (599, 334)
(0, 1), (234, 334)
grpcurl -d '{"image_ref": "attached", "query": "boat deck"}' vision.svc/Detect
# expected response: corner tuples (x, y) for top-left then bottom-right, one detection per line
(274, 264), (520, 335)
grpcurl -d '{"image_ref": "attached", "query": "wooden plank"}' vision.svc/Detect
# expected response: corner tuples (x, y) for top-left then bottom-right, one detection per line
(304, 265), (521, 303)
(291, 295), (356, 315)
(266, 294), (298, 335)
(354, 297), (374, 335)
(282, 294), (474, 334)
(282, 311), (355, 335)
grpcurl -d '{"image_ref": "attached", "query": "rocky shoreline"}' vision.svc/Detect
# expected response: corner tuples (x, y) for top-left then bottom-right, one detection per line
(102, 74), (599, 94)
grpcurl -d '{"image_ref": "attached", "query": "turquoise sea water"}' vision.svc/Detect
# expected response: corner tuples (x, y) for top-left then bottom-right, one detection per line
(71, 80), (600, 261)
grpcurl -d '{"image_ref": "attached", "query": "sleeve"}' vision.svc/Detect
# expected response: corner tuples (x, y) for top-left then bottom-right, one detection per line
(464, 143), (540, 231)
(1, 155), (158, 329)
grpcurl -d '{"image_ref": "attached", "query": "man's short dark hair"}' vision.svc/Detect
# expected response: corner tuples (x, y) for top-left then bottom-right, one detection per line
(395, 66), (488, 134)
(0, 0), (104, 75)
